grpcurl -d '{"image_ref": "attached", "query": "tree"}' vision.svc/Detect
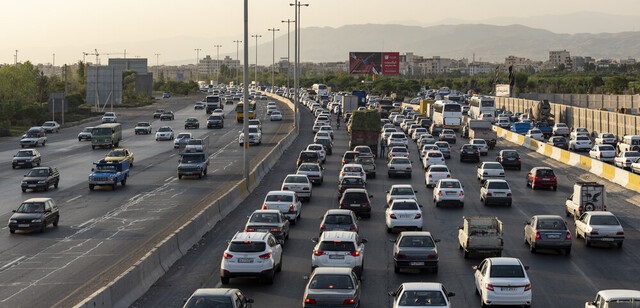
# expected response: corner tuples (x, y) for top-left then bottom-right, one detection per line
(604, 76), (629, 94)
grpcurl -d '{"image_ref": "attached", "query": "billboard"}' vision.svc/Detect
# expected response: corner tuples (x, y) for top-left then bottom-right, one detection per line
(349, 52), (399, 75)
(495, 84), (511, 97)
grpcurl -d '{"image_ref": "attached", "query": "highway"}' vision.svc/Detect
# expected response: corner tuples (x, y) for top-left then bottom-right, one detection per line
(135, 100), (640, 308)
(0, 94), (293, 307)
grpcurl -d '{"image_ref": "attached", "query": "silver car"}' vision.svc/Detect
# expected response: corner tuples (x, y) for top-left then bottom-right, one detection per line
(297, 163), (324, 185)
(392, 231), (440, 273)
(303, 267), (360, 308)
(319, 209), (359, 235)
(524, 215), (572, 255)
(245, 209), (290, 244)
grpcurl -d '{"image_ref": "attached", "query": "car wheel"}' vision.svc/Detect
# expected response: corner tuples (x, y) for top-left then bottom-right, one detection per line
(89, 184), (95, 190)
(565, 248), (571, 255)
(54, 181), (59, 189)
(531, 183), (536, 190)
(394, 263), (400, 273)
(276, 257), (283, 272)
(265, 272), (275, 285)
(53, 216), (59, 227)
(220, 276), (230, 284)
(40, 223), (46, 233)
(21, 188), (26, 192)
(435, 201), (439, 208)
(386, 227), (392, 233)
(585, 236), (591, 247)
(552, 186), (557, 191)
(44, 184), (49, 191)
(617, 242), (623, 249)
(121, 178), (126, 186)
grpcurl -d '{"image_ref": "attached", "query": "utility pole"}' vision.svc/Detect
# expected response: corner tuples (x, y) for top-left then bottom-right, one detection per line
(234, 40), (242, 84)
(52, 53), (56, 76)
(289, 1), (308, 129)
(154, 53), (161, 80)
(243, 0), (250, 185)
(194, 48), (201, 81)
(282, 19), (295, 90)
(214, 44), (222, 82)
(268, 27), (280, 88)
(14, 50), (18, 65)
(251, 34), (262, 88)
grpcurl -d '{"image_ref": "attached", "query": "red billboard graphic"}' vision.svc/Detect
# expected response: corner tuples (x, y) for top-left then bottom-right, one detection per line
(349, 52), (399, 75)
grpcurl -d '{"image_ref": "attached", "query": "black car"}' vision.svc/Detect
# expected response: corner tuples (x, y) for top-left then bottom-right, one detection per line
(430, 123), (444, 137)
(9, 198), (59, 233)
(153, 109), (165, 118)
(339, 188), (372, 218)
(419, 119), (432, 129)
(315, 138), (333, 155)
(496, 150), (521, 170)
(297, 150), (321, 167)
(338, 176), (366, 195)
(459, 144), (480, 162)
(547, 136), (568, 150)
(160, 111), (175, 121)
(184, 117), (200, 129)
(206, 115), (224, 129)
(21, 167), (60, 192)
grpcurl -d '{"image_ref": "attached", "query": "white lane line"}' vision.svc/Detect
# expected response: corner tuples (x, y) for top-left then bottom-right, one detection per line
(66, 195), (82, 203)
(165, 177), (173, 182)
(0, 256), (25, 272)
(75, 219), (95, 229)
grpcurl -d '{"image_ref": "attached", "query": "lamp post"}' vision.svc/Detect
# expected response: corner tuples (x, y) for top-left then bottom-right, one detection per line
(52, 53), (56, 76)
(290, 1), (309, 129)
(251, 34), (262, 88)
(281, 19), (295, 90)
(194, 48), (201, 81)
(214, 44), (222, 82)
(14, 50), (18, 65)
(154, 53), (160, 80)
(234, 40), (242, 84)
(267, 28), (280, 88)
(243, 0), (250, 184)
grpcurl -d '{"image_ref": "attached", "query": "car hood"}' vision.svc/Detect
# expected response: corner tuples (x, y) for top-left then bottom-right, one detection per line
(23, 176), (47, 181)
(11, 212), (44, 220)
(105, 157), (127, 162)
(13, 156), (35, 161)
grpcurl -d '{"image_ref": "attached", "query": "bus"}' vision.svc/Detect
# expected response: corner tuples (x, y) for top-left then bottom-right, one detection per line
(91, 123), (122, 149)
(432, 100), (463, 130)
(235, 101), (256, 122)
(468, 96), (496, 121)
(312, 84), (329, 96)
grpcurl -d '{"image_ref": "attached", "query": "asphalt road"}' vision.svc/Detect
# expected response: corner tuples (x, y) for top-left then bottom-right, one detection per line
(0, 94), (293, 307)
(134, 104), (640, 308)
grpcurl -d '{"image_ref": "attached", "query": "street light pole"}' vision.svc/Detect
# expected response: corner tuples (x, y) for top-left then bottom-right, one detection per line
(251, 34), (262, 88)
(234, 40), (242, 84)
(243, 0), (250, 184)
(281, 19), (295, 90)
(154, 53), (160, 80)
(194, 48), (201, 81)
(290, 1), (308, 129)
(214, 44), (222, 82)
(267, 27), (280, 88)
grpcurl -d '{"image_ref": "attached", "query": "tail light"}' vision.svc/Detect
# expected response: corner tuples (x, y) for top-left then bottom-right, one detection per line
(304, 298), (317, 305)
(616, 231), (625, 236)
(599, 152), (603, 158)
(320, 224), (326, 231)
(524, 283), (532, 291)
(303, 187), (310, 191)
(415, 213), (422, 219)
(341, 171), (345, 176)
(518, 158), (522, 162)
(535, 231), (541, 240)
(340, 201), (345, 207)
(223, 252), (233, 259)
(590, 231), (599, 235)
(565, 231), (572, 240)
(363, 201), (370, 207)
(389, 166), (395, 170)
(349, 225), (357, 231)
(343, 299), (356, 305)
(245, 228), (255, 232)
(427, 253), (438, 259)
(390, 214), (397, 219)
(360, 172), (364, 176)
(485, 283), (494, 291)
(406, 167), (411, 170)
(262, 203), (267, 209)
(349, 250), (360, 257)
(259, 253), (271, 259)
(438, 192), (443, 196)
(270, 228), (282, 233)
(507, 193), (512, 197)
(396, 253), (407, 259)
(313, 250), (324, 256)
(486, 192), (492, 196)
(282, 187), (289, 190)
(428, 174), (433, 178)
(459, 192), (464, 197)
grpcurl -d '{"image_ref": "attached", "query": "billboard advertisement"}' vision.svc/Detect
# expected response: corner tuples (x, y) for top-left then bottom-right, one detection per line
(349, 52), (399, 75)
(495, 84), (511, 97)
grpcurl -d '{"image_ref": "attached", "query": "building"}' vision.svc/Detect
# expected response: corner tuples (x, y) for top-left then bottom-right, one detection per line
(197, 55), (241, 80)
(468, 62), (494, 75)
(86, 58), (152, 106)
(549, 50), (572, 70)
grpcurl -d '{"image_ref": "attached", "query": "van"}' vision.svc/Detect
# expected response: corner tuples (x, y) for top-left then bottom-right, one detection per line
(586, 289), (640, 308)
(565, 182), (606, 218)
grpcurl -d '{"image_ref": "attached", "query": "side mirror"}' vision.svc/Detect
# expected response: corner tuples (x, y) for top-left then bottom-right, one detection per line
(311, 237), (318, 243)
(303, 275), (310, 280)
(388, 291), (397, 297)
(434, 239), (441, 243)
(369, 195), (374, 198)
(360, 239), (368, 244)
(247, 299), (255, 304)
(12, 210), (16, 213)
(447, 292), (455, 297)
(472, 265), (479, 270)
(91, 168), (95, 172)
(389, 239), (396, 243)
(419, 204), (423, 208)
(524, 266), (530, 270)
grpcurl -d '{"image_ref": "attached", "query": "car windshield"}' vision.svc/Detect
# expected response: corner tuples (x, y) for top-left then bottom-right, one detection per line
(490, 265), (525, 278)
(309, 274), (354, 290)
(107, 150), (125, 157)
(536, 219), (566, 230)
(391, 187), (415, 195)
(15, 151), (34, 157)
(391, 201), (419, 210)
(177, 134), (190, 139)
(95, 164), (117, 172)
(439, 181), (461, 189)
(183, 296), (233, 308)
(158, 127), (171, 132)
(398, 290), (446, 306)
(228, 241), (266, 252)
(430, 167), (448, 172)
(83, 127), (93, 132)
(399, 236), (435, 247)
(26, 169), (48, 177)
(266, 194), (293, 202)
(625, 152), (640, 157)
(249, 127), (258, 133)
(250, 213), (280, 223)
(16, 202), (45, 213)
(180, 155), (204, 163)
(92, 127), (113, 135)
(487, 181), (510, 189)
(590, 216), (620, 226)
(136, 123), (149, 127)
(324, 214), (353, 225)
(298, 164), (319, 171)
(502, 151), (518, 158)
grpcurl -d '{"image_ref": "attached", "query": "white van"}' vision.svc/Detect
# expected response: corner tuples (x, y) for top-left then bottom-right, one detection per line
(586, 289), (640, 308)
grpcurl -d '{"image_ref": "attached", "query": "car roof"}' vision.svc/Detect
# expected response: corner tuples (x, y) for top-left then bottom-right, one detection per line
(320, 230), (357, 241)
(267, 190), (296, 196)
(232, 231), (270, 241)
(190, 288), (240, 297)
(400, 282), (444, 291)
(398, 231), (432, 237)
(595, 289), (640, 299)
(312, 267), (354, 275)
(23, 197), (53, 203)
(252, 209), (282, 215)
(486, 257), (522, 266)
(390, 184), (414, 189)
(343, 188), (367, 193)
(324, 209), (354, 216)
(585, 211), (616, 217)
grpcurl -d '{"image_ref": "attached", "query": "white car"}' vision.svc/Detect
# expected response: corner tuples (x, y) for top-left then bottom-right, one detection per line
(575, 211), (624, 248)
(297, 163), (324, 185)
(631, 157), (640, 174)
(433, 179), (464, 208)
(594, 133), (617, 146)
(422, 151), (445, 169)
(480, 179), (513, 207)
(220, 231), (283, 285)
(569, 136), (592, 152)
(419, 144), (440, 158)
(386, 184), (418, 205)
(614, 151), (640, 169)
(101, 112), (117, 123)
(173, 132), (192, 148)
(388, 146), (409, 160)
(239, 125), (262, 145)
(211, 108), (225, 118)
(281, 174), (312, 201)
(262, 190), (302, 223)
(387, 132), (408, 146)
(311, 231), (367, 276)
(525, 129), (545, 141)
(155, 126), (174, 141)
(382, 128), (398, 141)
(41, 121), (60, 133)
(470, 138), (489, 156)
(473, 257), (532, 308)
(387, 157), (413, 178)
(318, 126), (334, 139)
(552, 123), (570, 136)
(477, 162), (505, 182)
(306, 144), (327, 163)
(589, 144), (616, 162)
(339, 163), (367, 182)
(315, 131), (332, 142)
(267, 105), (277, 115)
(389, 282), (455, 308)
(411, 128), (428, 141)
(385, 199), (423, 233)
(570, 127), (590, 139)
(270, 110), (283, 121)
(425, 164), (451, 188)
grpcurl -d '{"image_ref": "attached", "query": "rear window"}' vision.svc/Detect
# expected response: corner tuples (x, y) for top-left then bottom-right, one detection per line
(391, 201), (419, 210)
(319, 241), (356, 251)
(229, 241), (266, 252)
(502, 151), (518, 158)
(439, 181), (461, 188)
(398, 291), (444, 306)
(285, 176), (308, 183)
(399, 236), (435, 248)
(341, 178), (363, 185)
(309, 274), (354, 290)
(391, 158), (410, 164)
(483, 163), (503, 169)
(344, 166), (362, 172)
(342, 192), (368, 203)
(428, 152), (442, 158)
(324, 214), (353, 225)
(490, 265), (525, 278)
(430, 167), (449, 172)
(391, 187), (415, 195)
(536, 219), (567, 230)
(599, 145), (615, 151)
(487, 181), (510, 189)
(536, 169), (555, 177)
(250, 213), (280, 223)
(590, 215), (620, 226)
(266, 194), (293, 202)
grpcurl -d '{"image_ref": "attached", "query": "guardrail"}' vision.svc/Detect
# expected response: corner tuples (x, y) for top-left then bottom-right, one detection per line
(75, 95), (298, 308)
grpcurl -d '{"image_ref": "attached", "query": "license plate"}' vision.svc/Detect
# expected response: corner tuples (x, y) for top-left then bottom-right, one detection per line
(410, 262), (424, 266)
(18, 224), (29, 227)
(446, 191), (456, 195)
(547, 234), (560, 239)
(257, 229), (268, 232)
(329, 255), (345, 259)
(350, 203), (361, 207)
(501, 287), (517, 291)
(238, 258), (253, 263)
(493, 192), (504, 196)
(542, 178), (551, 181)
(28, 185), (37, 188)
(18, 162), (25, 165)
(601, 238), (614, 242)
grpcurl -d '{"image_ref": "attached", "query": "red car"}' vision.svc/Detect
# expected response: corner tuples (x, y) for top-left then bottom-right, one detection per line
(526, 167), (557, 191)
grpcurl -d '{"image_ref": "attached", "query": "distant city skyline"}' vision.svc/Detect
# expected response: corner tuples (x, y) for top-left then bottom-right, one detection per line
(2, 0), (639, 65)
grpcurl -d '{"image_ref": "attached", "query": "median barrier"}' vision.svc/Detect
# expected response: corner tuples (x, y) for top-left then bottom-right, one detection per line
(156, 236), (182, 272)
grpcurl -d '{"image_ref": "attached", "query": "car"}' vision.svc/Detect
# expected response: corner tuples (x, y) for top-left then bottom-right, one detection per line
(12, 149), (42, 169)
(433, 179), (464, 208)
(244, 209), (290, 244)
(526, 167), (558, 190)
(391, 232), (440, 273)
(339, 163), (366, 182)
(525, 128), (545, 141)
(470, 138), (489, 156)
(389, 282), (455, 308)
(477, 162), (505, 182)
(319, 209), (359, 235)
(303, 267), (361, 308)
(297, 150), (322, 167)
(134, 122), (152, 135)
(297, 163), (324, 185)
(220, 231), (282, 284)
(614, 150), (640, 169)
(459, 144), (480, 163)
(585, 289), (640, 308)
(184, 117), (200, 129)
(387, 157), (413, 178)
(20, 127), (47, 148)
(267, 105), (277, 115)
(101, 112), (117, 123)
(239, 125), (262, 146)
(387, 132), (408, 146)
(385, 199), (423, 233)
(211, 108), (225, 118)
(8, 197), (60, 234)
(575, 211), (624, 248)
(104, 148), (134, 166)
(337, 176), (366, 196)
(353, 145), (374, 158)
(248, 119), (262, 130)
(429, 123), (444, 137)
(594, 133), (618, 146)
(547, 136), (568, 150)
(386, 184), (418, 205)
(496, 149), (522, 170)
(589, 144), (616, 162)
(174, 132), (192, 148)
(160, 110), (175, 121)
(382, 128), (398, 141)
(419, 144), (439, 158)
(305, 144), (326, 163)
(41, 121), (60, 133)
(631, 157), (640, 174)
(261, 190), (302, 224)
(422, 151), (445, 169)
(207, 115), (224, 129)
(21, 167), (60, 192)
(524, 215), (572, 255)
(496, 118), (511, 129)
(281, 174), (312, 201)
(387, 146), (409, 160)
(425, 164), (451, 188)
(162, 91), (171, 98)
(182, 288), (254, 308)
(411, 128), (429, 141)
(570, 127), (590, 139)
(480, 179), (512, 206)
(439, 129), (457, 144)
(311, 231), (367, 276)
(473, 257), (532, 308)
(434, 141), (451, 159)
(270, 110), (283, 121)
(315, 137), (333, 155)
(155, 126), (174, 141)
(355, 155), (376, 178)
(569, 136), (593, 152)
(553, 123), (570, 136)
(77, 126), (93, 141)
(153, 109), (165, 118)
(339, 188), (372, 218)
(193, 102), (205, 110)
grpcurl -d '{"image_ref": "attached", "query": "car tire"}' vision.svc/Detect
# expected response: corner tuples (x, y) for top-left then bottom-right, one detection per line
(617, 242), (623, 249)
(585, 236), (591, 247)
(584, 202), (595, 211)
(44, 184), (49, 192)
(265, 272), (275, 285)
(21, 188), (26, 193)
(552, 186), (557, 191)
(40, 223), (46, 233)
(276, 257), (282, 272)
(54, 181), (59, 189)
(89, 184), (95, 190)
(121, 178), (126, 186)
(220, 276), (230, 284)
(565, 248), (571, 255)
(394, 263), (400, 273)
(386, 227), (392, 233)
(53, 216), (59, 227)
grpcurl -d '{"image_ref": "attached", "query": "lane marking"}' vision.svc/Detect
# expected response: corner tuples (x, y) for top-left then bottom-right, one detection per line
(66, 195), (82, 203)
(165, 177), (173, 182)
(75, 219), (95, 229)
(0, 256), (25, 272)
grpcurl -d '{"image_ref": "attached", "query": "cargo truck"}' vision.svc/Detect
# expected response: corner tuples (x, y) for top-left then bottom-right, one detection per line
(458, 216), (504, 258)
(565, 182), (606, 219)
(348, 109), (381, 154)
(467, 120), (497, 150)
(341, 95), (359, 114)
(88, 159), (130, 190)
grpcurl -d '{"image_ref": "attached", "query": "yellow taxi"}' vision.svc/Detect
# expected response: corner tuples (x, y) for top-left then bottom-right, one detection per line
(104, 148), (134, 166)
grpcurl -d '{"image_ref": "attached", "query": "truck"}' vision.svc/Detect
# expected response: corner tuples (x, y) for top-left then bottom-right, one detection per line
(341, 95), (359, 114)
(527, 99), (554, 124)
(565, 182), (606, 219)
(351, 90), (367, 107)
(510, 122), (531, 135)
(177, 151), (209, 179)
(467, 120), (497, 149)
(204, 95), (222, 114)
(88, 159), (130, 190)
(534, 121), (553, 138)
(458, 216), (504, 258)
(348, 109), (381, 154)
(378, 99), (395, 119)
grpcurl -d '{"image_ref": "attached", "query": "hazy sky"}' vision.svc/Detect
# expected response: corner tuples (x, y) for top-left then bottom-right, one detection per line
(2, 0), (639, 65)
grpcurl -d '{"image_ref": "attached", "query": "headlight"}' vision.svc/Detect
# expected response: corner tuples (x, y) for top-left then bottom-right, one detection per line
(109, 175), (116, 180)
(21, 181), (27, 184)
(32, 219), (42, 223)
(9, 219), (17, 223)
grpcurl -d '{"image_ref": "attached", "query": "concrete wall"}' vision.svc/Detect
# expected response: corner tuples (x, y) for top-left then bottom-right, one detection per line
(518, 93), (640, 111)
